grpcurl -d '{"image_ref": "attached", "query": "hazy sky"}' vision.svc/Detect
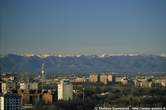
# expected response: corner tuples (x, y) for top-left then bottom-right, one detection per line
(0, 0), (166, 55)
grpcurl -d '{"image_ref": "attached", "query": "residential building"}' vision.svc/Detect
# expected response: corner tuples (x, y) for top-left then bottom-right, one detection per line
(42, 90), (52, 104)
(19, 82), (28, 90)
(0, 94), (21, 110)
(58, 79), (73, 101)
(134, 78), (152, 88)
(161, 79), (166, 87)
(0, 82), (7, 94)
(74, 77), (86, 83)
(17, 89), (40, 105)
(107, 74), (113, 82)
(89, 74), (98, 83)
(1, 74), (15, 82)
(120, 77), (128, 85)
(115, 75), (124, 83)
(100, 74), (108, 84)
(29, 82), (38, 90)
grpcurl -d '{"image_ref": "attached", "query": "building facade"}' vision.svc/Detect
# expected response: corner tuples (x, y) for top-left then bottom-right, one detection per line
(107, 74), (113, 82)
(58, 79), (73, 101)
(0, 94), (21, 110)
(100, 74), (108, 84)
(89, 74), (98, 83)
(29, 82), (38, 90)
(0, 82), (7, 94)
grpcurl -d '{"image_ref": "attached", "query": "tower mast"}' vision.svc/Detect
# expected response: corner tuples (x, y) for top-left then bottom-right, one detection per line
(41, 63), (45, 81)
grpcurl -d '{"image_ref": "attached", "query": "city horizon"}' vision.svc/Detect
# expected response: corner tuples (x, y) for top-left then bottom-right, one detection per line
(1, 52), (166, 57)
(1, 1), (166, 110)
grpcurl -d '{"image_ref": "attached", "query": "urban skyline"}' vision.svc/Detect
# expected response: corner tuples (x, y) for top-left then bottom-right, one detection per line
(1, 1), (166, 110)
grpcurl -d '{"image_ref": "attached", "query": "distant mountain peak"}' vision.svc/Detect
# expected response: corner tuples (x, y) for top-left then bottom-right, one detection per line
(160, 53), (166, 57)
(24, 54), (50, 58)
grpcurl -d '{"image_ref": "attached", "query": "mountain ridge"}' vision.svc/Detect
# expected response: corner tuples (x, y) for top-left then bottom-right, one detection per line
(0, 54), (166, 73)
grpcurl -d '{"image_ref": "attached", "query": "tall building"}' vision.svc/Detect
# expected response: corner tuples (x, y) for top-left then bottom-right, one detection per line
(0, 82), (7, 94)
(41, 63), (45, 80)
(58, 79), (73, 101)
(0, 94), (21, 110)
(89, 74), (98, 83)
(100, 74), (108, 84)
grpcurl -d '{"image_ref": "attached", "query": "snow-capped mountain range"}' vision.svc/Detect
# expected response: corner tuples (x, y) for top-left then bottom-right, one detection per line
(0, 53), (166, 73)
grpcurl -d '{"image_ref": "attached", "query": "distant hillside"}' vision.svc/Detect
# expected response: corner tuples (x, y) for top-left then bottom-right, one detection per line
(0, 54), (166, 73)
